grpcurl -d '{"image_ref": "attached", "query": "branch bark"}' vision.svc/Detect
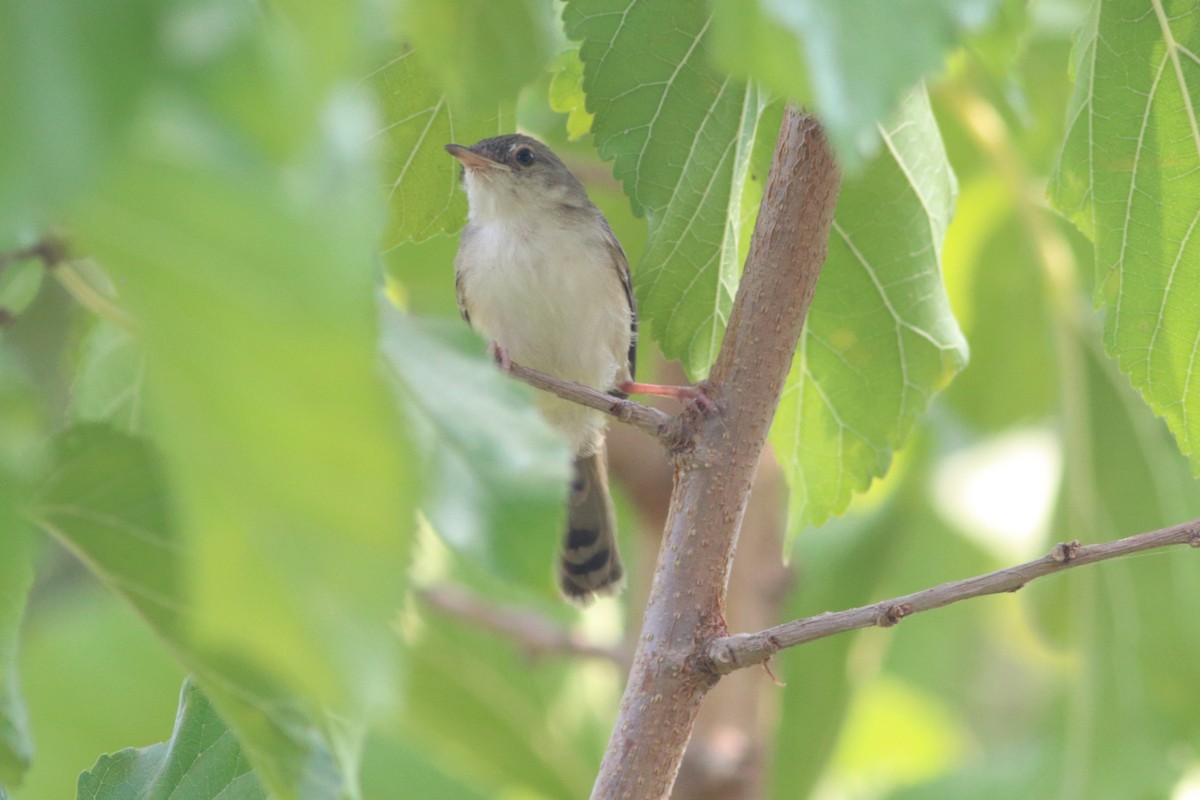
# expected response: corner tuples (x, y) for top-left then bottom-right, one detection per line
(589, 109), (840, 800)
(705, 517), (1200, 674)
(507, 361), (681, 447)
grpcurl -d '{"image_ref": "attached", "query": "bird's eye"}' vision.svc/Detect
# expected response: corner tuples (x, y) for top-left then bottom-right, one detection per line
(514, 147), (535, 166)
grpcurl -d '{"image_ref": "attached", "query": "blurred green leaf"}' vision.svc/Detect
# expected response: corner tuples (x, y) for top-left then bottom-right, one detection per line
(1049, 0), (1200, 474)
(0, 532), (33, 795)
(49, 3), (413, 790)
(360, 734), (489, 800)
(71, 148), (412, 720)
(548, 49), (594, 141)
(771, 87), (969, 534)
(710, 0), (998, 159)
(941, 176), (1057, 429)
(392, 0), (555, 110)
(403, 611), (609, 799)
(768, 504), (905, 798)
(70, 321), (146, 435)
(77, 679), (266, 800)
(382, 309), (571, 595)
(16, 583), (186, 800)
(33, 425), (346, 799)
(564, 0), (771, 377)
(832, 676), (968, 787)
(371, 46), (513, 247)
(1044, 332), (1200, 798)
(0, 354), (45, 794)
(0, 260), (43, 322)
(0, 0), (161, 233)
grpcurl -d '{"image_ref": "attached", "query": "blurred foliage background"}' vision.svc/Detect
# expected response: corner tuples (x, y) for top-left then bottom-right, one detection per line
(1, 0), (1199, 798)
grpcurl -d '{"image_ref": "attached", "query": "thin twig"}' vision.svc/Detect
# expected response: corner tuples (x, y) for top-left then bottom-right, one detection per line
(506, 361), (682, 447)
(705, 517), (1200, 674)
(417, 584), (621, 663)
(0, 236), (138, 333)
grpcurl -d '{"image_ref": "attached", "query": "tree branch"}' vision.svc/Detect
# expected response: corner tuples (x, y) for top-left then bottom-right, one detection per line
(417, 584), (621, 663)
(705, 517), (1200, 674)
(590, 109), (841, 800)
(506, 361), (682, 447)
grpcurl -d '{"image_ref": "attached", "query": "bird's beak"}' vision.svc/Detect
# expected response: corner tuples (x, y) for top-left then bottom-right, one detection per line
(445, 143), (509, 172)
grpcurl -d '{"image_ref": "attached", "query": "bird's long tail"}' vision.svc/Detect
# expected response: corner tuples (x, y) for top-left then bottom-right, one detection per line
(560, 446), (624, 602)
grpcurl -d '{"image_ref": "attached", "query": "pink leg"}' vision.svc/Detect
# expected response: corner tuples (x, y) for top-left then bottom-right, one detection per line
(489, 341), (512, 371)
(618, 380), (716, 412)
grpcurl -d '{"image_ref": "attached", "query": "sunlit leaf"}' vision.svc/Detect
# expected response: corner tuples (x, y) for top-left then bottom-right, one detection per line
(1049, 0), (1200, 474)
(941, 176), (1057, 430)
(710, 0), (998, 159)
(771, 87), (969, 534)
(77, 679), (267, 800)
(548, 49), (594, 141)
(564, 0), (771, 377)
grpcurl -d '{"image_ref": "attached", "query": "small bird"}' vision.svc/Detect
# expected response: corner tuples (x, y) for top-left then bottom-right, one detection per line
(447, 134), (705, 602)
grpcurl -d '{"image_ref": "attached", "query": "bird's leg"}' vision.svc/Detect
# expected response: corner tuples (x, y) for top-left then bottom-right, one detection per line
(618, 380), (716, 412)
(489, 341), (512, 372)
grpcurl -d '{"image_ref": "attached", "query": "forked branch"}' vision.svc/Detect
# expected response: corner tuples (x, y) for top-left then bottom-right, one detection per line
(706, 517), (1200, 674)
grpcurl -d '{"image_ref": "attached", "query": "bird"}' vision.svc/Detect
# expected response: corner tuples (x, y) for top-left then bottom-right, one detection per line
(446, 134), (639, 602)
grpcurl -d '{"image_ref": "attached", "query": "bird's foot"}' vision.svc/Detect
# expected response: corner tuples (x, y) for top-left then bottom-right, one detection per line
(489, 341), (512, 372)
(618, 380), (717, 413)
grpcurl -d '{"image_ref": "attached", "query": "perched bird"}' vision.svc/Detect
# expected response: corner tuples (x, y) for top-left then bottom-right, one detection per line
(446, 134), (637, 601)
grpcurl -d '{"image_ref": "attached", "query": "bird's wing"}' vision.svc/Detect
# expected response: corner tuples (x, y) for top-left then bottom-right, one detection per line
(601, 219), (637, 382)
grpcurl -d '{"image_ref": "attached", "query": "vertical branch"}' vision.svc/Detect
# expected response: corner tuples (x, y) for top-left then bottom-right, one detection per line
(590, 109), (841, 800)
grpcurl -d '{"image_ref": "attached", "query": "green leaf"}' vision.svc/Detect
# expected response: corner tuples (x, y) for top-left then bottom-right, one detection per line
(1016, 329), (1200, 799)
(371, 46), (512, 247)
(564, 0), (771, 377)
(1049, 0), (1200, 474)
(548, 49), (594, 141)
(771, 87), (969, 533)
(0, 354), (45, 793)
(769, 508), (905, 798)
(710, 0), (998, 159)
(381, 309), (571, 594)
(71, 321), (146, 435)
(403, 612), (608, 799)
(0, 528), (32, 794)
(0, 259), (43, 321)
(15, 584), (186, 800)
(34, 425), (346, 799)
(71, 148), (413, 719)
(941, 176), (1058, 430)
(0, 0), (161, 233)
(77, 679), (267, 800)
(360, 734), (489, 800)
(391, 0), (555, 110)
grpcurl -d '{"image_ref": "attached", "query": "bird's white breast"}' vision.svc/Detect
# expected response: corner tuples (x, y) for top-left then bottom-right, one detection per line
(456, 214), (632, 454)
